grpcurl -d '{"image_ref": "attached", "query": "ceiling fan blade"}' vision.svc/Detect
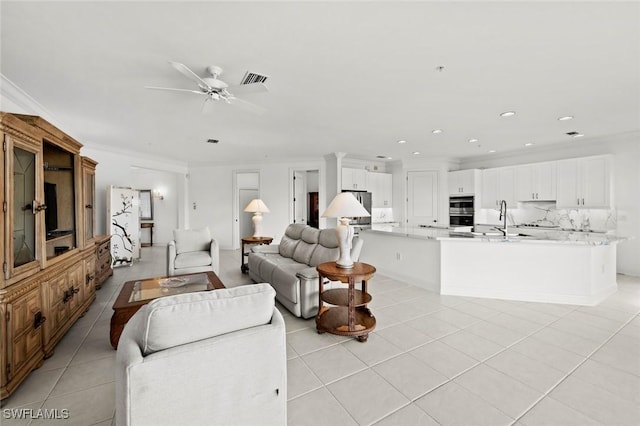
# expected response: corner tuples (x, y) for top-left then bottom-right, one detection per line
(169, 61), (212, 89)
(226, 83), (268, 96)
(229, 97), (267, 115)
(145, 86), (204, 95)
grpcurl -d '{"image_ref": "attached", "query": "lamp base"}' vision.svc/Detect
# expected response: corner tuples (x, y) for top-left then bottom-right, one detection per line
(252, 212), (263, 237)
(335, 218), (354, 269)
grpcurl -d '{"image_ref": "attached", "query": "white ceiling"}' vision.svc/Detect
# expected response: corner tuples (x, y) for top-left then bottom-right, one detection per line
(2, 1), (639, 165)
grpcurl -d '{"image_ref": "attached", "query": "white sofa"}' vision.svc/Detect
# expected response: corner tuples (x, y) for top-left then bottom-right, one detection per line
(248, 224), (363, 319)
(115, 283), (286, 426)
(167, 227), (219, 276)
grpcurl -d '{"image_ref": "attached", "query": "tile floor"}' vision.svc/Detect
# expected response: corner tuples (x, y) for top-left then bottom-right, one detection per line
(1, 246), (639, 425)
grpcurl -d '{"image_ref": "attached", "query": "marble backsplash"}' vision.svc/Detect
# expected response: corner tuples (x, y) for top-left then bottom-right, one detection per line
(477, 201), (617, 232)
(371, 207), (395, 223)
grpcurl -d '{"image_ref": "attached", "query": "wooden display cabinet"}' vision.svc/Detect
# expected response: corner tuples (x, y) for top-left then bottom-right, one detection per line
(1, 112), (98, 399)
(94, 235), (113, 289)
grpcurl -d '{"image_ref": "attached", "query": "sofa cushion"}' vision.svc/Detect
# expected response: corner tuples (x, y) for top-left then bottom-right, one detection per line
(301, 227), (320, 244)
(278, 235), (299, 258)
(174, 227), (211, 254)
(132, 283), (276, 356)
(285, 223), (308, 239)
(318, 228), (339, 248)
(174, 251), (212, 269)
(292, 241), (316, 265)
(309, 246), (340, 267)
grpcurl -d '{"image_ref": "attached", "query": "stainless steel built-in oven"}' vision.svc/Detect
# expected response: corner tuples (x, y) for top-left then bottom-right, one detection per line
(449, 196), (474, 226)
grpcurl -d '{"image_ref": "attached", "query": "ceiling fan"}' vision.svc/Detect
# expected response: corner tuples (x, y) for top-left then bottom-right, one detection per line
(146, 62), (268, 114)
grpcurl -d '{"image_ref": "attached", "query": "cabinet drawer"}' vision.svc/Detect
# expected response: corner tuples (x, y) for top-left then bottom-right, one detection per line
(97, 240), (110, 257)
(98, 257), (112, 273)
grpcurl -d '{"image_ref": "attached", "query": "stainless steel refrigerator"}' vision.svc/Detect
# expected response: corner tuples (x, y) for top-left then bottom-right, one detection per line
(342, 191), (372, 226)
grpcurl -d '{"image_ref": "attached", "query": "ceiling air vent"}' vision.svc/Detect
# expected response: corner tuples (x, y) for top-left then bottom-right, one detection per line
(206, 139), (219, 144)
(240, 71), (269, 85)
(566, 131), (579, 136)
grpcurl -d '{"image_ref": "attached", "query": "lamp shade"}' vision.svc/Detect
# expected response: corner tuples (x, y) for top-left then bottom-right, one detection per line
(244, 199), (270, 213)
(321, 192), (371, 218)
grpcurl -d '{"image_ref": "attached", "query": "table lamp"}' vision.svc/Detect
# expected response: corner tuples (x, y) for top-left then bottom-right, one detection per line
(321, 192), (371, 268)
(244, 199), (270, 237)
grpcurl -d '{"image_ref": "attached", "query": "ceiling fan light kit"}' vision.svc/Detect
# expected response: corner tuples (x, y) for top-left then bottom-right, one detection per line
(145, 61), (268, 114)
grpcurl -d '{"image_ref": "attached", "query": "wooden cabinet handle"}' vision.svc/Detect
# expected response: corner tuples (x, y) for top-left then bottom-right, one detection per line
(33, 312), (46, 329)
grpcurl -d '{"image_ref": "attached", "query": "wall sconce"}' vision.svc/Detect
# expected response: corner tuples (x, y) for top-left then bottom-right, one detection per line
(152, 189), (165, 200)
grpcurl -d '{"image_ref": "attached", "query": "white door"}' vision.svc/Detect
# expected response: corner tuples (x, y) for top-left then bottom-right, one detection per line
(293, 171), (307, 224)
(407, 170), (439, 227)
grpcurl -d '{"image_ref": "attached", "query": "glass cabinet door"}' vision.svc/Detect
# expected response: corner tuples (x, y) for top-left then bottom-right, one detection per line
(12, 146), (37, 268)
(84, 170), (95, 241)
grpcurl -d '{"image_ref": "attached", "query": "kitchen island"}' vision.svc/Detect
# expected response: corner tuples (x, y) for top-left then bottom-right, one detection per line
(359, 224), (624, 306)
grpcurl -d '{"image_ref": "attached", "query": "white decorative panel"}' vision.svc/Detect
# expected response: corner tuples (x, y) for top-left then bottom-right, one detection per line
(107, 186), (140, 267)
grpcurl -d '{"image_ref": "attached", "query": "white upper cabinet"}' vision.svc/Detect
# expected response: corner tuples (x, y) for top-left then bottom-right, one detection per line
(516, 161), (557, 201)
(369, 172), (393, 207)
(557, 155), (611, 208)
(448, 169), (480, 195)
(481, 167), (516, 209)
(341, 168), (368, 191)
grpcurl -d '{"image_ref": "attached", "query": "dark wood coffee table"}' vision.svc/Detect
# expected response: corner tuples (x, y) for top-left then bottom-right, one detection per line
(110, 271), (225, 349)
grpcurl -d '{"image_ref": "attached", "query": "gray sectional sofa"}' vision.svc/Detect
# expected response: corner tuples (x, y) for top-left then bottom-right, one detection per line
(248, 224), (363, 318)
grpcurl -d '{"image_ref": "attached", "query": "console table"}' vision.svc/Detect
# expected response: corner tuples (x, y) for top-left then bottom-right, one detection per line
(140, 222), (154, 247)
(316, 261), (376, 342)
(241, 236), (273, 273)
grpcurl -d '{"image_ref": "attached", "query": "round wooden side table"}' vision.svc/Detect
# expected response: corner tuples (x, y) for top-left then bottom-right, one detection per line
(241, 236), (273, 273)
(316, 261), (376, 342)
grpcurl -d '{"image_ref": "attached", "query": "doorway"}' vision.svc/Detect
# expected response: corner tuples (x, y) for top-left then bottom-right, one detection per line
(406, 170), (439, 227)
(291, 169), (320, 228)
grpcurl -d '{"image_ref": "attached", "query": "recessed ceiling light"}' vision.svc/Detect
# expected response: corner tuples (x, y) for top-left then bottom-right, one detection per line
(500, 111), (516, 117)
(412, 151), (420, 155)
(524, 142), (534, 146)
(558, 116), (574, 121)
(573, 134), (584, 138)
(468, 138), (479, 143)
(432, 129), (443, 134)
(566, 131), (584, 138)
(206, 139), (219, 144)
(488, 150), (496, 153)
(397, 140), (407, 144)
(376, 155), (393, 160)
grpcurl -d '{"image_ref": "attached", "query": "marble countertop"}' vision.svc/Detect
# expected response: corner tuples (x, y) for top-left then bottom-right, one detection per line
(364, 224), (627, 246)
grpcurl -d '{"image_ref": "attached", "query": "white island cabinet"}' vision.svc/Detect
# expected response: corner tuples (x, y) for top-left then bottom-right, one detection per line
(439, 238), (616, 305)
(359, 225), (621, 306)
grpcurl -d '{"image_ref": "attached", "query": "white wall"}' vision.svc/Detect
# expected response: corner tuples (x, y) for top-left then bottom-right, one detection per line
(189, 159), (324, 249)
(80, 145), (188, 240)
(130, 167), (182, 245)
(460, 133), (640, 277)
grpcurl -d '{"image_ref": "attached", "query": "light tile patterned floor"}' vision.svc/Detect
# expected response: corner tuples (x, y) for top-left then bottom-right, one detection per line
(1, 246), (639, 425)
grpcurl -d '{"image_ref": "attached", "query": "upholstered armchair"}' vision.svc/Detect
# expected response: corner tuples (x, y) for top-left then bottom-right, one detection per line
(167, 227), (219, 276)
(115, 283), (287, 426)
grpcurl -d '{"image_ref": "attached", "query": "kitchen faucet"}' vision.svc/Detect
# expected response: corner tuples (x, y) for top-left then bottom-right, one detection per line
(498, 200), (508, 237)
